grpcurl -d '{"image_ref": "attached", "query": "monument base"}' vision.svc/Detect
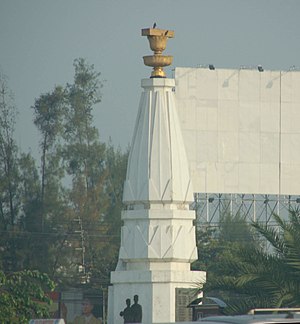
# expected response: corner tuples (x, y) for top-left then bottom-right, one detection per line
(107, 268), (206, 324)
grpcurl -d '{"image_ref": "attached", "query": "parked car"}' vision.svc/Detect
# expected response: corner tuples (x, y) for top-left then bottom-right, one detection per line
(156, 308), (300, 324)
(196, 308), (300, 323)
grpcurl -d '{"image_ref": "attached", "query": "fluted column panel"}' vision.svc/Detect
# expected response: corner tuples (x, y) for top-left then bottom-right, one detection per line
(123, 78), (193, 205)
(119, 79), (198, 264)
(118, 209), (198, 263)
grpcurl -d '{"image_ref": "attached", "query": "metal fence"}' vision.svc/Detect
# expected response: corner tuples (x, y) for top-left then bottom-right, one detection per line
(192, 193), (300, 226)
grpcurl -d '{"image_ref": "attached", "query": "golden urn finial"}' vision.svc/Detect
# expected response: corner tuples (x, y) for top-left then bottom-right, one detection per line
(142, 26), (174, 78)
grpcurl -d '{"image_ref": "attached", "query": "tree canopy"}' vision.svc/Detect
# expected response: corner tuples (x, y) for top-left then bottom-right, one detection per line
(0, 60), (128, 315)
(202, 209), (300, 314)
(0, 270), (55, 322)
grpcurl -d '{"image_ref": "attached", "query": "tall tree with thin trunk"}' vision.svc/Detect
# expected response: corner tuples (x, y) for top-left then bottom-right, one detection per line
(31, 86), (69, 278)
(61, 58), (110, 285)
(0, 72), (20, 229)
(32, 86), (66, 230)
(0, 72), (23, 272)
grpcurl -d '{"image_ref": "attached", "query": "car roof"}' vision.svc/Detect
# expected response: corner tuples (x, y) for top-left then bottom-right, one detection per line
(196, 314), (300, 324)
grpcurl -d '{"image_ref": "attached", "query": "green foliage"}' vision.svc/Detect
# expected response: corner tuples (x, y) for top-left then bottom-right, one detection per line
(0, 59), (128, 302)
(0, 73), (24, 273)
(0, 72), (20, 228)
(32, 85), (66, 217)
(88, 143), (129, 287)
(64, 58), (102, 146)
(58, 59), (113, 287)
(32, 85), (66, 152)
(219, 212), (257, 245)
(0, 270), (55, 322)
(193, 225), (218, 271)
(194, 213), (258, 272)
(203, 209), (300, 314)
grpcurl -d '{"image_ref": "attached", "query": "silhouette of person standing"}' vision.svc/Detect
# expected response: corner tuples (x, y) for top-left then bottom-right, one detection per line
(120, 298), (132, 323)
(131, 295), (142, 323)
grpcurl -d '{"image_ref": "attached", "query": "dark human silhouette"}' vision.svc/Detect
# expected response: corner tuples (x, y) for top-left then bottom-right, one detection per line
(120, 298), (132, 323)
(131, 294), (142, 323)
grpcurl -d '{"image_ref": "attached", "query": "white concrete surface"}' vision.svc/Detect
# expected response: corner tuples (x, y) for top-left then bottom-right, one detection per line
(175, 67), (300, 195)
(108, 78), (204, 324)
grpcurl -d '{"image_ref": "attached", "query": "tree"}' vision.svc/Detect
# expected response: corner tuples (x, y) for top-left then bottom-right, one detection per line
(192, 224), (218, 271)
(63, 58), (103, 188)
(0, 72), (24, 272)
(194, 213), (258, 272)
(0, 58), (128, 293)
(0, 270), (55, 322)
(32, 85), (66, 228)
(29, 86), (71, 281)
(0, 62), (129, 312)
(61, 58), (128, 288)
(203, 209), (300, 314)
(18, 153), (41, 233)
(88, 142), (128, 287)
(0, 72), (20, 229)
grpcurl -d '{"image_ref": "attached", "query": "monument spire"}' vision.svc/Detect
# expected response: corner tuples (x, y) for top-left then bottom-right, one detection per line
(107, 27), (205, 324)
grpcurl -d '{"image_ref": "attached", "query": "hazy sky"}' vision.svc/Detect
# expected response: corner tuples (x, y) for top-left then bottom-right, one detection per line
(1, 0), (300, 158)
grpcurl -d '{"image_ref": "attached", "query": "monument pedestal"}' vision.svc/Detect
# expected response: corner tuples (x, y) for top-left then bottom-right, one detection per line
(109, 268), (205, 324)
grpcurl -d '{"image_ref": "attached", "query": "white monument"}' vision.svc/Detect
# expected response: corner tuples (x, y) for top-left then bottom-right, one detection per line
(107, 27), (205, 324)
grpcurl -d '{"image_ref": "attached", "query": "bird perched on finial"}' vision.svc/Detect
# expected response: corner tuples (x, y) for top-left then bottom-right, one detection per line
(153, 22), (156, 28)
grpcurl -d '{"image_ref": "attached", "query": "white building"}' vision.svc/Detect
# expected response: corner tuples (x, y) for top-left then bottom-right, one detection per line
(175, 67), (300, 224)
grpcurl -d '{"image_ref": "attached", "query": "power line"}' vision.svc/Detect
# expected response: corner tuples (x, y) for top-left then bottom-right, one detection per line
(0, 229), (120, 238)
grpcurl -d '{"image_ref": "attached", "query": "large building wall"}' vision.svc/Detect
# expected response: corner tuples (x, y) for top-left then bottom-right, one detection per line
(175, 67), (300, 196)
